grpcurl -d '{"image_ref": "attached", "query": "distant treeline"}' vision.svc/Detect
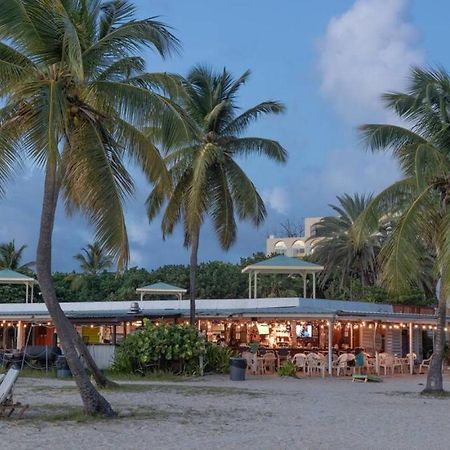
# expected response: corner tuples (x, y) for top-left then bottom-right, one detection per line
(0, 252), (430, 306)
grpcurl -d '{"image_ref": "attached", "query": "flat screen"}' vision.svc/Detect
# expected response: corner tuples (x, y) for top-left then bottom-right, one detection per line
(256, 323), (270, 335)
(296, 324), (312, 338)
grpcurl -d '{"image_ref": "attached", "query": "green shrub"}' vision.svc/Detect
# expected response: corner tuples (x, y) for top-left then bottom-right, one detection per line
(277, 360), (297, 377)
(203, 343), (237, 374)
(112, 321), (205, 375)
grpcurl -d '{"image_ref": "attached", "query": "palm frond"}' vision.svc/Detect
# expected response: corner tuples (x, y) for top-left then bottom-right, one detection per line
(222, 101), (285, 135)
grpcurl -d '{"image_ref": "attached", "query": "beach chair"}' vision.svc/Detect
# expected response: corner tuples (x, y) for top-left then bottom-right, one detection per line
(262, 353), (276, 374)
(333, 353), (350, 376)
(292, 353), (307, 374)
(419, 355), (433, 374)
(0, 366), (28, 418)
(379, 353), (395, 375)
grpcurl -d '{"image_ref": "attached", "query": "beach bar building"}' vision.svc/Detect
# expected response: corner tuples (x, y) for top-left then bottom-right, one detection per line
(0, 296), (442, 373)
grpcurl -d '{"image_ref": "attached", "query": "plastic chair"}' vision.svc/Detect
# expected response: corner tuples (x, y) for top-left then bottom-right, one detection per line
(419, 355), (433, 374)
(292, 353), (307, 374)
(262, 353), (276, 374)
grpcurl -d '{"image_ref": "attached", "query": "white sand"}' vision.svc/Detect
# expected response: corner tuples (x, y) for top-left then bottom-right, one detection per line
(2, 373), (450, 450)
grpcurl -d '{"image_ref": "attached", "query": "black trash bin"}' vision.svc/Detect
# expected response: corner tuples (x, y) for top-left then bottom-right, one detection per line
(229, 357), (246, 381)
(56, 355), (72, 379)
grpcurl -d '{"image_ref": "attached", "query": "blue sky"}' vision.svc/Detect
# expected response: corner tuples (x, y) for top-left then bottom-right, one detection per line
(1, 0), (450, 271)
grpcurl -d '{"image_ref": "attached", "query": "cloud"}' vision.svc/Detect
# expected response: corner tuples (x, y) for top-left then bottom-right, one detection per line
(294, 147), (400, 214)
(318, 0), (424, 121)
(262, 186), (290, 215)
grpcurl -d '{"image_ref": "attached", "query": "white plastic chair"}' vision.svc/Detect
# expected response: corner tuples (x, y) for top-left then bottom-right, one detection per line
(242, 352), (258, 375)
(262, 353), (276, 374)
(379, 353), (395, 375)
(419, 355), (433, 374)
(333, 353), (349, 376)
(292, 353), (307, 374)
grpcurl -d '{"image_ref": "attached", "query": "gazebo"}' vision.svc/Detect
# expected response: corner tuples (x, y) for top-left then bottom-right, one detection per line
(136, 282), (187, 301)
(242, 255), (324, 299)
(0, 269), (37, 303)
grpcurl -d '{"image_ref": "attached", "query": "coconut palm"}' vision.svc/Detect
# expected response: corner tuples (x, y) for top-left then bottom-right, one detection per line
(74, 242), (114, 275)
(0, 0), (186, 414)
(310, 194), (389, 294)
(358, 67), (450, 393)
(147, 65), (287, 323)
(0, 240), (34, 270)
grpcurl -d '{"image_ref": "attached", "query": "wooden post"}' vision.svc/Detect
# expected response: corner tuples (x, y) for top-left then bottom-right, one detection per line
(123, 321), (127, 339)
(26, 283), (29, 304)
(303, 274), (307, 298)
(112, 325), (117, 346)
(248, 273), (252, 299)
(328, 319), (333, 376)
(312, 272), (316, 299)
(409, 322), (414, 375)
(17, 321), (24, 350)
(253, 272), (257, 299)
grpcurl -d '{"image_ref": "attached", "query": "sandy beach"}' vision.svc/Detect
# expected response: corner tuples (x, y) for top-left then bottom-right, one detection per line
(2, 373), (450, 450)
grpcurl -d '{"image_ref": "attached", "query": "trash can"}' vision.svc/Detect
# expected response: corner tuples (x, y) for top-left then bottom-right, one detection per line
(56, 355), (72, 379)
(229, 357), (246, 381)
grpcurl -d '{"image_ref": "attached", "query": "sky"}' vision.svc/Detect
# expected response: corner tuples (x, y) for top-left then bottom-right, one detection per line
(2, 0), (450, 271)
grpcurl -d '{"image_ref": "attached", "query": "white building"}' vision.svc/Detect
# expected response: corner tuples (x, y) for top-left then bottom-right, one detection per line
(266, 217), (323, 257)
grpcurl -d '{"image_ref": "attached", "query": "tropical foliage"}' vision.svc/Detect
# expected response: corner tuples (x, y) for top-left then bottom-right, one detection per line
(113, 321), (205, 375)
(74, 242), (114, 275)
(203, 343), (237, 374)
(147, 65), (287, 322)
(0, 0), (187, 415)
(358, 67), (450, 392)
(310, 194), (388, 291)
(0, 240), (34, 270)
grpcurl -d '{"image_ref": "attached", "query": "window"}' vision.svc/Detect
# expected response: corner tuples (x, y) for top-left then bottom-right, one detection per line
(274, 241), (287, 255)
(292, 240), (305, 257)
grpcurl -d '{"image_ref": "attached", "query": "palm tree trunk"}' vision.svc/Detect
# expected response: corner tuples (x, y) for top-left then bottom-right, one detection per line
(189, 228), (200, 325)
(74, 333), (116, 388)
(423, 286), (447, 393)
(36, 163), (116, 416)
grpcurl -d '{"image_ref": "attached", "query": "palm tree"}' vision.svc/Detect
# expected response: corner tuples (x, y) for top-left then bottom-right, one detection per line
(147, 65), (287, 323)
(0, 0), (186, 415)
(74, 242), (113, 275)
(0, 240), (34, 271)
(310, 194), (388, 295)
(358, 67), (450, 393)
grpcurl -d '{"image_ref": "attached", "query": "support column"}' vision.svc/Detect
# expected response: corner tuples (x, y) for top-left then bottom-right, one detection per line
(350, 323), (354, 348)
(26, 284), (29, 304)
(303, 275), (307, 298)
(312, 273), (316, 299)
(248, 273), (252, 299)
(328, 319), (333, 376)
(17, 321), (24, 350)
(112, 325), (117, 346)
(409, 322), (414, 375)
(31, 283), (34, 304)
(253, 272), (258, 299)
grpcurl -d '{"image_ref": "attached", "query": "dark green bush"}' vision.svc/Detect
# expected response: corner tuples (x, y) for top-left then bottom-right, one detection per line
(203, 343), (237, 374)
(113, 321), (205, 375)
